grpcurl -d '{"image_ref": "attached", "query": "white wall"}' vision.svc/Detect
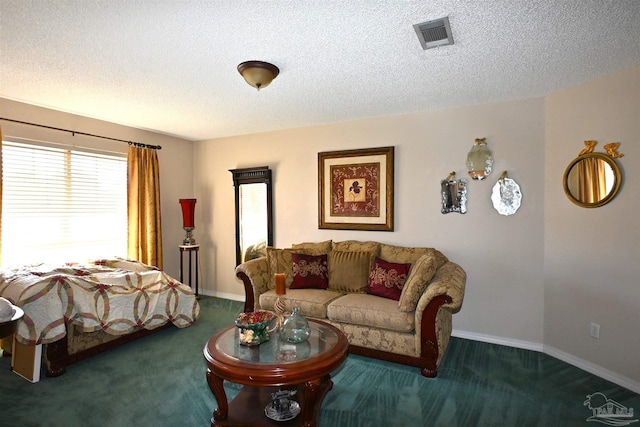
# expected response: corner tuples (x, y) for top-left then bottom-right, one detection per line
(0, 98), (195, 279)
(194, 97), (546, 346)
(544, 66), (640, 386)
(194, 65), (640, 390)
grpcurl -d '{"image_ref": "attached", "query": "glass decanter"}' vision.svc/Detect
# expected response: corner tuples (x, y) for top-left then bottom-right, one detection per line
(280, 307), (311, 343)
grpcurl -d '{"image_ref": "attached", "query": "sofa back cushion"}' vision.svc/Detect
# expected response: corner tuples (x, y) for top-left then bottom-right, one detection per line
(332, 240), (381, 256)
(366, 257), (411, 300)
(398, 253), (439, 312)
(379, 244), (448, 265)
(328, 250), (375, 293)
(290, 253), (329, 289)
(266, 248), (295, 290)
(291, 240), (333, 256)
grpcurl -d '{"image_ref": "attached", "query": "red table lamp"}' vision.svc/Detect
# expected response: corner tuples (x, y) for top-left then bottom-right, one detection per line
(179, 198), (197, 245)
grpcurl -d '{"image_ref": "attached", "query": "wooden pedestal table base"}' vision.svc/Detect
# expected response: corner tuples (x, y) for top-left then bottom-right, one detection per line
(203, 320), (348, 427)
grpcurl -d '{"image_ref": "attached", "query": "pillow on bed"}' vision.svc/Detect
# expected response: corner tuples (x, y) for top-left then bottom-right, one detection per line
(93, 258), (158, 272)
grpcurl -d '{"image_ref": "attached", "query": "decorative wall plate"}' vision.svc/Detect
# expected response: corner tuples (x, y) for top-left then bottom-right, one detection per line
(491, 173), (522, 216)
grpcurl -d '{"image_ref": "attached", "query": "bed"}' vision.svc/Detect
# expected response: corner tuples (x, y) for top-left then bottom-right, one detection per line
(0, 258), (200, 377)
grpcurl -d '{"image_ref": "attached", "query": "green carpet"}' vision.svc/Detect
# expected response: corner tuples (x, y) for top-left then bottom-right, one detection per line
(1, 297), (638, 426)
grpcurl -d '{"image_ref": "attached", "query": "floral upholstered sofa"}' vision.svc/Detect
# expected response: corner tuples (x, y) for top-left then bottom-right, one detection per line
(235, 240), (466, 377)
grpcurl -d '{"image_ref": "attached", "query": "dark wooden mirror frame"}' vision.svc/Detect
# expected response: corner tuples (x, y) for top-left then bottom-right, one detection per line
(230, 166), (273, 266)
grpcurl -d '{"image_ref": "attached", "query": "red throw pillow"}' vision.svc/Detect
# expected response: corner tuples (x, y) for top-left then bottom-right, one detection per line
(290, 253), (329, 289)
(366, 257), (411, 300)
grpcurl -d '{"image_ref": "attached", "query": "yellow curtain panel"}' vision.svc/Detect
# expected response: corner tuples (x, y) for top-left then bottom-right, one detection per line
(127, 145), (163, 269)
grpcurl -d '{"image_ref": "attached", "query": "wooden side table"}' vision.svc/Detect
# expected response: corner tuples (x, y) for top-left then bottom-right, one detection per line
(179, 245), (200, 296)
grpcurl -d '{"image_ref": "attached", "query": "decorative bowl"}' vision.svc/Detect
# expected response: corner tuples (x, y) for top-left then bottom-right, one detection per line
(235, 310), (275, 346)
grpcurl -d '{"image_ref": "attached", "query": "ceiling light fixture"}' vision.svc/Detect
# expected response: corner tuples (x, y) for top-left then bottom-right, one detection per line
(237, 61), (280, 90)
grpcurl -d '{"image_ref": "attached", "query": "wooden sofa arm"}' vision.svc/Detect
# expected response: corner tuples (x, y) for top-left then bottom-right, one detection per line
(235, 257), (270, 312)
(413, 262), (466, 377)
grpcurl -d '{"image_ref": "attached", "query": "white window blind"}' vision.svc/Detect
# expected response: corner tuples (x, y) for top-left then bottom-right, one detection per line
(1, 140), (127, 266)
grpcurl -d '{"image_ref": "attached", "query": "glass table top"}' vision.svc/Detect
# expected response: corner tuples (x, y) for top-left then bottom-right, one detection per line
(215, 321), (339, 365)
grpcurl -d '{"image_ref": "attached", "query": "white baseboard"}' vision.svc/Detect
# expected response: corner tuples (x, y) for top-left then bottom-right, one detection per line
(451, 329), (543, 352)
(452, 329), (640, 394)
(544, 345), (640, 394)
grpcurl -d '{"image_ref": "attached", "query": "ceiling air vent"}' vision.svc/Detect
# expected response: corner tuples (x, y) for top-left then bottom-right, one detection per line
(413, 16), (454, 50)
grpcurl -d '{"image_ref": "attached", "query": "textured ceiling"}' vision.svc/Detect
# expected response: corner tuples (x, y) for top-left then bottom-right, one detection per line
(1, 1), (639, 141)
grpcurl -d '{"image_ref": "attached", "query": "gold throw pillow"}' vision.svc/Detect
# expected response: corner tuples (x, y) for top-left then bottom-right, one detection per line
(328, 250), (375, 293)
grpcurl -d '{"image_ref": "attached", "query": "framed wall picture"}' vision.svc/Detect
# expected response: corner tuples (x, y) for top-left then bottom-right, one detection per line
(318, 146), (394, 231)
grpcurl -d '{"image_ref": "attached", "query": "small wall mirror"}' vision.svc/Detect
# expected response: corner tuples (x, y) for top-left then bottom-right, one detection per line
(563, 151), (622, 208)
(441, 172), (467, 214)
(230, 167), (273, 265)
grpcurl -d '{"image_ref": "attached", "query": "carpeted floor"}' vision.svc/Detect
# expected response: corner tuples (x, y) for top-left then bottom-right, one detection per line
(1, 297), (638, 427)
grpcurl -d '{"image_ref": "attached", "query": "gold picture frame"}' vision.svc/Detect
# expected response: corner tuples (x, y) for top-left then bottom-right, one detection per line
(318, 146), (394, 231)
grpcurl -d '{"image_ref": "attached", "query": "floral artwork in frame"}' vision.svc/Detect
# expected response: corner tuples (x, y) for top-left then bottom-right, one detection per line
(318, 146), (394, 231)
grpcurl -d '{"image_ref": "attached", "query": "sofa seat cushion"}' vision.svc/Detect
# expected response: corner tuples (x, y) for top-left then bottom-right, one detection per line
(259, 289), (344, 319)
(324, 320), (418, 358)
(327, 293), (415, 333)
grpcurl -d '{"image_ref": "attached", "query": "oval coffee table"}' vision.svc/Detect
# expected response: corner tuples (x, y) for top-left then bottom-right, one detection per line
(204, 318), (348, 427)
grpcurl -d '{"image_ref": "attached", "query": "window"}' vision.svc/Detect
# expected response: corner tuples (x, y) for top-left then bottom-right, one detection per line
(2, 140), (127, 266)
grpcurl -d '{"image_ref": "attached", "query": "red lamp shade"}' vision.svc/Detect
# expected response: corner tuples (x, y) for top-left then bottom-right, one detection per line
(179, 199), (197, 229)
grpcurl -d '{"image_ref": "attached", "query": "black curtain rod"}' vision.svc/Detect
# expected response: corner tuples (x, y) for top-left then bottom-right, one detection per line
(0, 117), (162, 150)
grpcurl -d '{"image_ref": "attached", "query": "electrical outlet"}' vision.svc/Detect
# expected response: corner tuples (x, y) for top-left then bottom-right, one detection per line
(590, 322), (600, 339)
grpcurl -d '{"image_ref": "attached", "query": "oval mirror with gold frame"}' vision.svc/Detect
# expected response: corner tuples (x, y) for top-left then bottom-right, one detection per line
(563, 152), (622, 208)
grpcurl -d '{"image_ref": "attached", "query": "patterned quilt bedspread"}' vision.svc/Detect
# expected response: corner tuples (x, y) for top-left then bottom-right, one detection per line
(0, 258), (200, 345)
